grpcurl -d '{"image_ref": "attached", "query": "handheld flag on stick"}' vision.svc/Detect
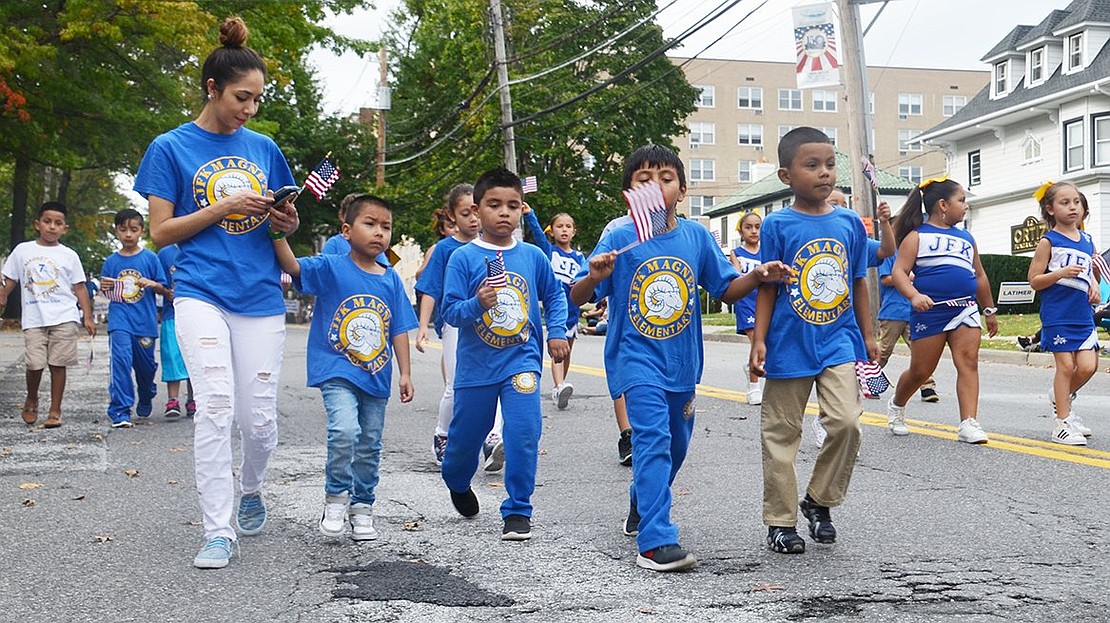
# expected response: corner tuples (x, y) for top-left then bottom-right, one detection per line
(305, 157), (340, 200)
(616, 182), (669, 253)
(485, 250), (508, 289)
(521, 176), (538, 194)
(855, 360), (890, 397)
(861, 156), (879, 192)
(104, 278), (127, 303)
(1093, 250), (1110, 283)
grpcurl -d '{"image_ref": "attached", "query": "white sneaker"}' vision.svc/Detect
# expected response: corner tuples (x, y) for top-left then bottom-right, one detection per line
(349, 506), (379, 541)
(319, 498), (348, 537)
(555, 383), (573, 410)
(1070, 412), (1093, 437)
(887, 398), (909, 436)
(957, 418), (989, 444)
(482, 433), (505, 472)
(811, 415), (827, 448)
(1052, 417), (1088, 446)
(747, 387), (762, 406)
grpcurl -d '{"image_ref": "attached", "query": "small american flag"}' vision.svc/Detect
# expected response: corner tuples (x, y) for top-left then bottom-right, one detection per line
(485, 250), (508, 289)
(1093, 250), (1109, 283)
(622, 182), (669, 243)
(855, 360), (890, 397)
(521, 176), (538, 194)
(861, 156), (879, 192)
(304, 157), (340, 200)
(712, 230), (723, 246)
(104, 278), (127, 303)
(937, 296), (975, 307)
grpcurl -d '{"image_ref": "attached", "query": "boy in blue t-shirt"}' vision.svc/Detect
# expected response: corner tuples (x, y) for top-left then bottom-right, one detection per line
(749, 127), (878, 554)
(101, 209), (168, 428)
(274, 194), (416, 541)
(439, 168), (569, 542)
(571, 145), (790, 572)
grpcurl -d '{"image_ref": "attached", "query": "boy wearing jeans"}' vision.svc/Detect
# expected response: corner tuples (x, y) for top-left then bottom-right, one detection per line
(274, 194), (416, 540)
(0, 201), (97, 428)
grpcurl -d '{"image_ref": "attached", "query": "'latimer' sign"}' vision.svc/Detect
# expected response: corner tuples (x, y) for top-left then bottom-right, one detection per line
(1011, 216), (1047, 254)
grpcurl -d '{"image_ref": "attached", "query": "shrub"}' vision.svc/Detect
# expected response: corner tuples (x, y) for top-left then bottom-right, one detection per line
(980, 254), (1038, 315)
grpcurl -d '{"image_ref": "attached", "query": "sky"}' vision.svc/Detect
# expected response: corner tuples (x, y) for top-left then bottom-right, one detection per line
(309, 0), (1062, 115)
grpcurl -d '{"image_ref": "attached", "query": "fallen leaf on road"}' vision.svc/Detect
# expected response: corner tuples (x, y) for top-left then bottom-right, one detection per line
(170, 446), (187, 453)
(21, 499), (35, 507)
(93, 535), (112, 543)
(130, 441), (144, 446)
(751, 583), (786, 592)
(18, 482), (42, 490)
(184, 520), (201, 526)
(123, 469), (139, 478)
(91, 433), (103, 441)
(0, 446), (12, 457)
(167, 480), (179, 485)
(487, 482), (503, 488)
(72, 495), (85, 501)
(64, 443), (77, 450)
(402, 521), (422, 531)
(539, 449), (548, 455)
(675, 486), (692, 496)
(637, 606), (655, 614)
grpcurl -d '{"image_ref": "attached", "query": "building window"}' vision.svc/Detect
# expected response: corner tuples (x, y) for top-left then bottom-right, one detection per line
(942, 95), (966, 117)
(690, 159), (715, 182)
(778, 125), (797, 139)
(821, 127), (838, 146)
(898, 93), (923, 115)
(812, 90), (837, 112)
(1094, 114), (1110, 167)
(688, 195), (715, 217)
(695, 85), (715, 108)
(993, 61), (1008, 95)
(1022, 134), (1042, 164)
(899, 166), (923, 185)
(1068, 33), (1084, 71)
(1065, 119), (1084, 172)
(737, 124), (764, 146)
(719, 216), (729, 247)
(1029, 47), (1045, 84)
(738, 160), (755, 182)
(688, 121), (715, 147)
(778, 88), (802, 111)
(737, 87), (763, 110)
(898, 129), (922, 152)
(968, 150), (981, 186)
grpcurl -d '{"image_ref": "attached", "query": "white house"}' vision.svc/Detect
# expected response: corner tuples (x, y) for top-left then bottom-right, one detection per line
(918, 0), (1110, 255)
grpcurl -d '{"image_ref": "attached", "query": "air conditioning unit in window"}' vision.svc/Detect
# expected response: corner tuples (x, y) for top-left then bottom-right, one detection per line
(755, 109), (763, 115)
(690, 143), (699, 150)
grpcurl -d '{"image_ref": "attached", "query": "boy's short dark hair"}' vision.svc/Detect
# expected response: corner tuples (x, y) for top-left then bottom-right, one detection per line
(473, 168), (522, 204)
(38, 201), (67, 218)
(114, 208), (144, 227)
(344, 194), (392, 225)
(622, 144), (686, 189)
(778, 127), (833, 168)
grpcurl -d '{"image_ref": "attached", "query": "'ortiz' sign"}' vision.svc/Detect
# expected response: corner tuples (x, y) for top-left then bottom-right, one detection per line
(1010, 216), (1047, 254)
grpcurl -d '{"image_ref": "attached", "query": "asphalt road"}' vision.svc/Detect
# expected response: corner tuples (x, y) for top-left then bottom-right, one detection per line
(0, 325), (1106, 622)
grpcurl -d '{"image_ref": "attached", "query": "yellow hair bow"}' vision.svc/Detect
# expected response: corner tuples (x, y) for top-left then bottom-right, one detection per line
(1032, 180), (1055, 203)
(918, 173), (949, 190)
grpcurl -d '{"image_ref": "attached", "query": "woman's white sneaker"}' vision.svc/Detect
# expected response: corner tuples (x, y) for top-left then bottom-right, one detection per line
(957, 418), (989, 444)
(887, 399), (909, 436)
(1052, 418), (1088, 446)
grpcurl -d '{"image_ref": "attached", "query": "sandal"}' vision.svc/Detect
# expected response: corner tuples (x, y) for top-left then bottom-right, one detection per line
(44, 412), (62, 429)
(21, 400), (38, 425)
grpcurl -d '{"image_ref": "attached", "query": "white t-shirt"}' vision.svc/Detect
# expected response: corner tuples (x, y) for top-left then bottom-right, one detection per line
(2, 240), (85, 329)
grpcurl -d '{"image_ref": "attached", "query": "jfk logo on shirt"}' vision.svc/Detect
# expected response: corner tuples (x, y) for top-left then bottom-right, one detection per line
(790, 238), (851, 325)
(628, 256), (694, 340)
(476, 272), (531, 348)
(192, 156), (270, 234)
(328, 294), (392, 374)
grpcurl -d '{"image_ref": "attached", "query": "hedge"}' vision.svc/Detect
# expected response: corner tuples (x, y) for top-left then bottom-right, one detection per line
(980, 253), (1038, 315)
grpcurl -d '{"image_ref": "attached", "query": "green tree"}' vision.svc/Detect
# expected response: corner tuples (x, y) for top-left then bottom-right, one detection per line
(382, 0), (698, 249)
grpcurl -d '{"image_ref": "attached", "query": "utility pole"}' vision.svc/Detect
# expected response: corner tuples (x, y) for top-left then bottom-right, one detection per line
(376, 46), (388, 187)
(489, 0), (518, 173)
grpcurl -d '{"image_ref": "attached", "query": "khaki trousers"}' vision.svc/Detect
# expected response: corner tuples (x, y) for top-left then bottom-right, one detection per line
(761, 362), (861, 526)
(878, 320), (935, 390)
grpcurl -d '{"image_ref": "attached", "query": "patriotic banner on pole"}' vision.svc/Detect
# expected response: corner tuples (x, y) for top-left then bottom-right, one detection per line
(520, 176), (538, 194)
(793, 2), (841, 89)
(855, 360), (890, 397)
(305, 157), (340, 200)
(485, 250), (508, 289)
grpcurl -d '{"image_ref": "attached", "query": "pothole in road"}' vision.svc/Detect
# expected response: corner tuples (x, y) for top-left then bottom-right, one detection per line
(331, 561), (514, 607)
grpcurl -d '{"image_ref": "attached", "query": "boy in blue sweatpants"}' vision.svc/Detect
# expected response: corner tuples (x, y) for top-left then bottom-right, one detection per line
(571, 145), (790, 572)
(440, 167), (569, 541)
(101, 209), (168, 428)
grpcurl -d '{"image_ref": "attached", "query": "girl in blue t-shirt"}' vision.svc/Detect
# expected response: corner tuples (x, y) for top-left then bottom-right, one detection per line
(134, 17), (300, 570)
(1027, 181), (1098, 446)
(729, 212), (763, 405)
(887, 178), (997, 445)
(521, 205), (585, 410)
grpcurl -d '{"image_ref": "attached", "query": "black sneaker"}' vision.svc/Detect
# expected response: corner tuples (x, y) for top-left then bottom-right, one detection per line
(623, 499), (640, 536)
(617, 428), (633, 466)
(450, 488), (479, 517)
(920, 388), (939, 403)
(799, 495), (836, 543)
(636, 544), (697, 571)
(1017, 335), (1032, 350)
(501, 514), (532, 541)
(767, 526), (806, 553)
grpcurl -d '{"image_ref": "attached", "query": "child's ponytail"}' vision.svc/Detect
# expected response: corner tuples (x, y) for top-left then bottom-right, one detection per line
(893, 190), (925, 246)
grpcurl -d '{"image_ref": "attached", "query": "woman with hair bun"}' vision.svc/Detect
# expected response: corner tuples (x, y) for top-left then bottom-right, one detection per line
(135, 16), (300, 569)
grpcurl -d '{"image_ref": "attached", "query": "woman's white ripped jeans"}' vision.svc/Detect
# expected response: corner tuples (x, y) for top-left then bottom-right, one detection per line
(175, 297), (285, 541)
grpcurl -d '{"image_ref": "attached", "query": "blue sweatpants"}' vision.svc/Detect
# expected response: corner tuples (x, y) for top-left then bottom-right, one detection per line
(108, 330), (158, 423)
(442, 371), (542, 518)
(625, 384), (696, 553)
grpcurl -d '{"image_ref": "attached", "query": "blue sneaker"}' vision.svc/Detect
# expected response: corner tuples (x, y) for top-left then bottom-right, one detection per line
(236, 493), (267, 536)
(193, 536), (234, 569)
(136, 401), (153, 418)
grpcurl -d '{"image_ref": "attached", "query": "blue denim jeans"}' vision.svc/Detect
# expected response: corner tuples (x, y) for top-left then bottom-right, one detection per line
(320, 379), (388, 507)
